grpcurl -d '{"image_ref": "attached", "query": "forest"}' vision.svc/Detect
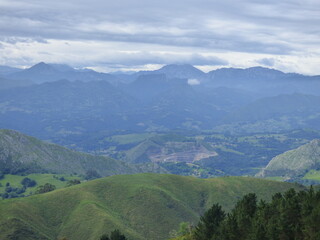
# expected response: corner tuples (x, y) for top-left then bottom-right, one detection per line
(173, 187), (320, 240)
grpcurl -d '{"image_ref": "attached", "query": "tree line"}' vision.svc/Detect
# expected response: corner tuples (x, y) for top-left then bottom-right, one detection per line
(173, 187), (320, 240)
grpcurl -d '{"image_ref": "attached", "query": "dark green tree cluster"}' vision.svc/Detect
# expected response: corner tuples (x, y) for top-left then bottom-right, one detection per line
(35, 183), (56, 194)
(85, 169), (101, 180)
(100, 229), (128, 240)
(0, 182), (27, 199)
(187, 187), (320, 240)
(21, 177), (37, 187)
(0, 177), (38, 199)
(66, 179), (81, 187)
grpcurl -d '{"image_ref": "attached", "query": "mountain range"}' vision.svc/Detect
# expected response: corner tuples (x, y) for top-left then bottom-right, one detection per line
(1, 62), (320, 141)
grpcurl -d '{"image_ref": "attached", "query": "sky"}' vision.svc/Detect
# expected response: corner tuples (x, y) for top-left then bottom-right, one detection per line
(0, 0), (319, 74)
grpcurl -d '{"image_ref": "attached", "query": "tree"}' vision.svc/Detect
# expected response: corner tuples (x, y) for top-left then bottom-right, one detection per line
(66, 179), (81, 187)
(100, 234), (110, 240)
(110, 229), (127, 240)
(99, 230), (127, 240)
(233, 193), (257, 239)
(279, 188), (302, 240)
(85, 169), (101, 180)
(21, 177), (37, 188)
(194, 203), (225, 240)
(35, 183), (56, 194)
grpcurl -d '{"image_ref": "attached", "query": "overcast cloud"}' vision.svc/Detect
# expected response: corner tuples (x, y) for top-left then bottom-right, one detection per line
(0, 0), (319, 74)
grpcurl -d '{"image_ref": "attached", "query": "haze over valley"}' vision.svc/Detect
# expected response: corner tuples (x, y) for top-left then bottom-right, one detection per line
(1, 0), (320, 239)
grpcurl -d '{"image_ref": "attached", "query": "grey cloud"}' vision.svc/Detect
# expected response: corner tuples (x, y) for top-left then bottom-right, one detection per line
(0, 0), (319, 69)
(257, 58), (276, 67)
(1, 0), (318, 54)
(95, 52), (227, 67)
(0, 37), (48, 44)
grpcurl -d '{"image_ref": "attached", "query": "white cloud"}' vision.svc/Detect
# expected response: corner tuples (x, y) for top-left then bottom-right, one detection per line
(188, 79), (201, 85)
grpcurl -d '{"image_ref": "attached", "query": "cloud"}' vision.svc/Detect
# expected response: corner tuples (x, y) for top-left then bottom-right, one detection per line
(97, 52), (227, 67)
(0, 0), (319, 73)
(188, 79), (201, 85)
(256, 58), (276, 67)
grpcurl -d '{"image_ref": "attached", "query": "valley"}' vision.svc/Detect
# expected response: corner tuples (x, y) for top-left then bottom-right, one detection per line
(1, 63), (320, 239)
(2, 0), (320, 239)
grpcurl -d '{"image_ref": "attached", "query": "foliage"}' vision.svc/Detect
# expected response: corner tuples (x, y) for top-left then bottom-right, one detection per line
(194, 204), (225, 240)
(85, 169), (101, 180)
(100, 234), (110, 240)
(21, 177), (37, 188)
(100, 229), (129, 240)
(66, 179), (81, 187)
(35, 183), (56, 194)
(180, 187), (320, 240)
(110, 229), (128, 240)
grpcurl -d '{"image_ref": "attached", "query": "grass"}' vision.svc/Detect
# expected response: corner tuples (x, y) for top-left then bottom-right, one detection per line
(0, 174), (81, 195)
(214, 145), (244, 155)
(303, 170), (320, 181)
(105, 133), (156, 145)
(265, 176), (285, 181)
(0, 173), (305, 240)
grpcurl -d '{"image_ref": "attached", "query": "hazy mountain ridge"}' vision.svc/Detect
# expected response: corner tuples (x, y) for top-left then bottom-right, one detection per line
(1, 62), (320, 141)
(8, 62), (120, 84)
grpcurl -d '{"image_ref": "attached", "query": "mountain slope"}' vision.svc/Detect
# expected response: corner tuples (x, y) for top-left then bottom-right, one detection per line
(0, 80), (139, 138)
(0, 173), (305, 240)
(0, 66), (22, 75)
(207, 66), (320, 97)
(0, 129), (137, 176)
(125, 138), (217, 164)
(221, 93), (320, 132)
(155, 64), (206, 80)
(0, 76), (34, 90)
(258, 139), (320, 178)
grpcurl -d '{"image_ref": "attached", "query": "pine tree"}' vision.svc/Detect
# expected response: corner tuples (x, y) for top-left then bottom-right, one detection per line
(194, 203), (225, 240)
(110, 229), (127, 240)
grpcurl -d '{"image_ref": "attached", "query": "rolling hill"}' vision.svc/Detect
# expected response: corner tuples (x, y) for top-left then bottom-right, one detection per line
(0, 173), (305, 240)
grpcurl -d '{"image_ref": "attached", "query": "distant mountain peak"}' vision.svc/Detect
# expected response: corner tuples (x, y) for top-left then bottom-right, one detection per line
(28, 62), (75, 73)
(27, 62), (55, 72)
(155, 64), (205, 79)
(159, 64), (203, 72)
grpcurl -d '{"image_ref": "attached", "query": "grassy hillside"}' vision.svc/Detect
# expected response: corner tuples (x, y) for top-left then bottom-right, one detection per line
(0, 129), (138, 176)
(258, 139), (320, 178)
(0, 173), (81, 196)
(0, 173), (304, 240)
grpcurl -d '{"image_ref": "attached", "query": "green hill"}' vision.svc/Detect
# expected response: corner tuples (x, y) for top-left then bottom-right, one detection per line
(0, 173), (304, 240)
(0, 129), (138, 176)
(258, 139), (320, 178)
